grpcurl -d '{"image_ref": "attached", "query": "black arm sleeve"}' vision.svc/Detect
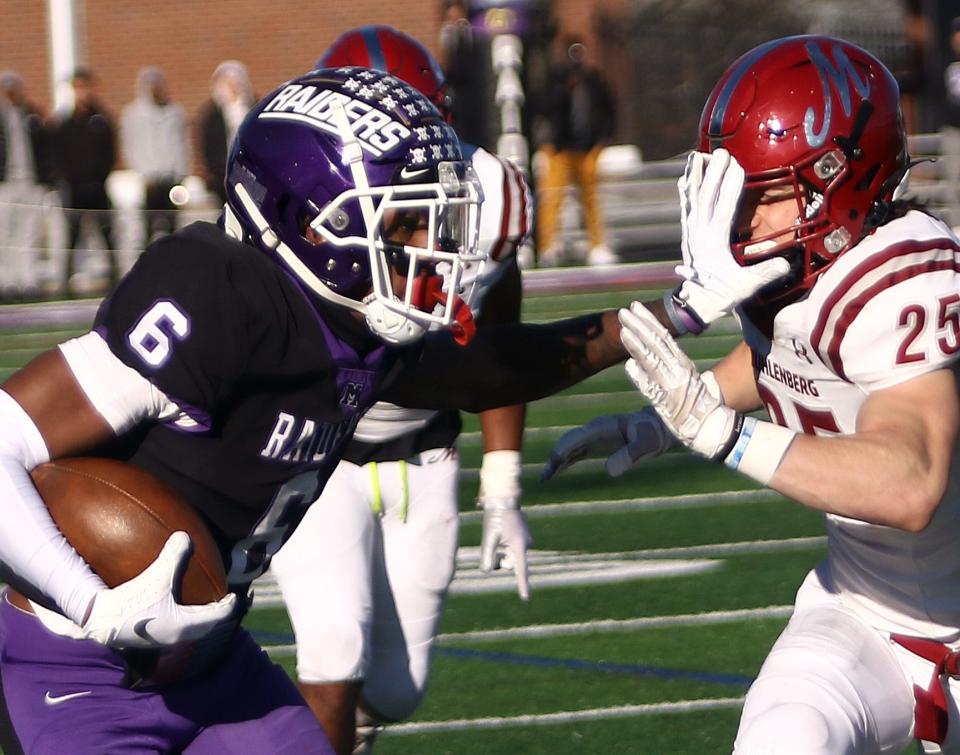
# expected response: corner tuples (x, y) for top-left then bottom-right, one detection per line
(475, 256), (522, 328)
(381, 311), (622, 412)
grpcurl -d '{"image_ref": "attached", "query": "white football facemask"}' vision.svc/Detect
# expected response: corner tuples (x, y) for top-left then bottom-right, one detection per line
(306, 160), (485, 345)
(231, 93), (485, 347)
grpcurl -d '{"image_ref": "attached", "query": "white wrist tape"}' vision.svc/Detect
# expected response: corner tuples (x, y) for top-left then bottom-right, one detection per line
(723, 416), (796, 485)
(478, 450), (522, 509)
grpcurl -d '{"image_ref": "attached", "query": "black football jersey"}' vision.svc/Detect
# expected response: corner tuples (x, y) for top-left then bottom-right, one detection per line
(92, 222), (405, 587)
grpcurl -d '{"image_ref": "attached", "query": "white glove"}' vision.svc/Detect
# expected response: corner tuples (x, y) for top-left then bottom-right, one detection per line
(618, 302), (740, 459)
(667, 149), (791, 332)
(477, 450), (531, 601)
(81, 531), (238, 649)
(542, 407), (673, 480)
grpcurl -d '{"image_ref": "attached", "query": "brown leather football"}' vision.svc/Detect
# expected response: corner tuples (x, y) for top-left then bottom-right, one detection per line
(30, 457), (227, 605)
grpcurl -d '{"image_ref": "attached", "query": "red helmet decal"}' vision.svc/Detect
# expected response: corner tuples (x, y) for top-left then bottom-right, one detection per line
(698, 35), (908, 298)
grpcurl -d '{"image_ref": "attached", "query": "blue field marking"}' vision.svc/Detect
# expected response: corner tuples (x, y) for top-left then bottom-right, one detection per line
(435, 646), (754, 687)
(250, 629), (753, 686)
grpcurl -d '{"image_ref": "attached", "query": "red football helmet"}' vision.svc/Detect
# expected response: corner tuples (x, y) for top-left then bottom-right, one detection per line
(699, 35), (908, 295)
(317, 25), (454, 121)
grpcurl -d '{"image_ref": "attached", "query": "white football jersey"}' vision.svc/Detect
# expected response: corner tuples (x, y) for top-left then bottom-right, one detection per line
(740, 210), (960, 639)
(353, 145), (532, 445)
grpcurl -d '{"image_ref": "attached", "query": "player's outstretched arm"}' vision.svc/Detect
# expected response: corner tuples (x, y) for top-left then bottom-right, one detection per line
(770, 369), (957, 531)
(619, 302), (794, 482)
(619, 303), (958, 531)
(542, 339), (759, 480)
(386, 307), (630, 413)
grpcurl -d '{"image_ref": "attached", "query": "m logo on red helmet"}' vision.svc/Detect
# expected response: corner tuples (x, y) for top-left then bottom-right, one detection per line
(804, 41), (871, 149)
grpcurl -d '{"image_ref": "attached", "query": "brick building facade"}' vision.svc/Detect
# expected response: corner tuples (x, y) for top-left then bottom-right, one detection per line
(0, 0), (625, 175)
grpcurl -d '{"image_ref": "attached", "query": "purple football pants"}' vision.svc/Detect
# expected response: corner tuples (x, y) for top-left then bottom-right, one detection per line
(0, 597), (334, 754)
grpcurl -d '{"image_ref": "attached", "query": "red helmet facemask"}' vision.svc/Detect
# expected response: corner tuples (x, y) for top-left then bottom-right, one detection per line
(699, 35), (908, 298)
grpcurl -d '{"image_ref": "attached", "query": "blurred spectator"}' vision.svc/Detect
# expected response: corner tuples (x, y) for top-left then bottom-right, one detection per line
(536, 37), (618, 267)
(901, 0), (934, 134)
(120, 66), (190, 241)
(439, 0), (494, 149)
(943, 18), (960, 228)
(198, 61), (254, 205)
(0, 71), (54, 300)
(52, 67), (118, 298)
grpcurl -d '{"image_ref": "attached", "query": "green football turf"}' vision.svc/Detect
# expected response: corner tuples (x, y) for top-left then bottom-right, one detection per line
(0, 287), (842, 754)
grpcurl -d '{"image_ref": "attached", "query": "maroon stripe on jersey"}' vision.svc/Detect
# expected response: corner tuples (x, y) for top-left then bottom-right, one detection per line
(819, 256), (960, 381)
(490, 159), (513, 261)
(810, 237), (960, 363)
(505, 159), (530, 240)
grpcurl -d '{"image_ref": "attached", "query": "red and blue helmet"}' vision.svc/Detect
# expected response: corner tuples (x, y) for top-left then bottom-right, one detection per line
(225, 68), (482, 345)
(318, 25), (454, 121)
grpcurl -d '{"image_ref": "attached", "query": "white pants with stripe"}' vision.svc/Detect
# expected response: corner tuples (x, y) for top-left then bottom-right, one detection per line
(734, 563), (960, 754)
(270, 448), (460, 721)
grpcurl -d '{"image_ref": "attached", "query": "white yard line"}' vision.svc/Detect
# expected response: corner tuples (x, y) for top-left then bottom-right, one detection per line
(436, 605), (794, 643)
(379, 697), (748, 735)
(454, 536), (826, 565)
(459, 488), (785, 522)
(458, 455), (723, 479)
(460, 424), (582, 442)
(261, 604), (796, 658)
(255, 532), (822, 610)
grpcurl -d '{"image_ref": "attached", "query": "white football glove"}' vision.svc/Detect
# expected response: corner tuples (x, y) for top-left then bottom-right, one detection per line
(618, 302), (740, 459)
(541, 407), (673, 481)
(81, 531), (237, 649)
(477, 450), (531, 601)
(667, 149), (791, 332)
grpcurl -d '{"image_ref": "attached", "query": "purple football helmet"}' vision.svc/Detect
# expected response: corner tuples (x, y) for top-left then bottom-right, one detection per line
(225, 67), (483, 345)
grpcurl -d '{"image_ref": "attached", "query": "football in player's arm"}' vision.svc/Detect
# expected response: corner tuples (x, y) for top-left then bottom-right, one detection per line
(548, 35), (960, 754)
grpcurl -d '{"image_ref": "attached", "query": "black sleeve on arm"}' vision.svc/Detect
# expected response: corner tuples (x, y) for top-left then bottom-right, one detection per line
(382, 310), (625, 412)
(476, 257), (522, 327)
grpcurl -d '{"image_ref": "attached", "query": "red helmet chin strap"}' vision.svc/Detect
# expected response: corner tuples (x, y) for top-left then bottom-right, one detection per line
(410, 271), (477, 346)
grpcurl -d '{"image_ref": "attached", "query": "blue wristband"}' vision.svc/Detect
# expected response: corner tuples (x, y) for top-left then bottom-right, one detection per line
(724, 416), (758, 470)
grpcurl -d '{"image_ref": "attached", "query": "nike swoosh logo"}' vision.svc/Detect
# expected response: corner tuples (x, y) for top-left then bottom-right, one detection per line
(44, 690), (92, 705)
(399, 167), (429, 179)
(133, 617), (156, 643)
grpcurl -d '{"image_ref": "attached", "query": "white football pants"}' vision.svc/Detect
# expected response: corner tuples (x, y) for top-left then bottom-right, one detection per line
(270, 448), (460, 721)
(735, 564), (960, 754)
